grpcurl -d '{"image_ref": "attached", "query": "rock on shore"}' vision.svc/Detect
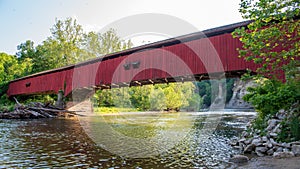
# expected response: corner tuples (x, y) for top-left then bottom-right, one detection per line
(229, 155), (249, 163)
(230, 103), (300, 158)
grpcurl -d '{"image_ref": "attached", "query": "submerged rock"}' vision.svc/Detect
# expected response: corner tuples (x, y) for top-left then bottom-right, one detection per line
(255, 146), (268, 153)
(229, 138), (239, 146)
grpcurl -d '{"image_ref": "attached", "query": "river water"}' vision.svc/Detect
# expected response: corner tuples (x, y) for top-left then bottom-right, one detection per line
(0, 111), (256, 168)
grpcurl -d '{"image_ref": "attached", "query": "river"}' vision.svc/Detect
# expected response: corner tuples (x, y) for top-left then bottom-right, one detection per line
(0, 111), (256, 168)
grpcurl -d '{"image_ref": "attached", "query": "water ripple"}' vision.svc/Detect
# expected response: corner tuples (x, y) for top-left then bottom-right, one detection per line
(0, 112), (254, 168)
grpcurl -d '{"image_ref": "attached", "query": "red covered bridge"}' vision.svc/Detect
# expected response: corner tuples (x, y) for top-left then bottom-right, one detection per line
(8, 20), (262, 97)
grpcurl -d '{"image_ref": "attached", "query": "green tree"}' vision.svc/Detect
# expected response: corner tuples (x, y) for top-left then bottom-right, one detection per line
(150, 86), (166, 111)
(112, 87), (132, 108)
(34, 39), (64, 71)
(93, 89), (114, 107)
(129, 85), (151, 110)
(243, 79), (299, 117)
(0, 52), (32, 83)
(16, 40), (36, 61)
(233, 0), (300, 113)
(16, 18), (85, 73)
(233, 0), (300, 141)
(196, 80), (220, 108)
(178, 82), (203, 111)
(50, 17), (84, 64)
(0, 52), (32, 111)
(196, 81), (211, 108)
(16, 18), (133, 74)
(82, 28), (133, 58)
(16, 40), (43, 74)
(82, 31), (102, 58)
(187, 94), (202, 111)
(163, 84), (182, 111)
(233, 0), (299, 79)
(99, 29), (132, 54)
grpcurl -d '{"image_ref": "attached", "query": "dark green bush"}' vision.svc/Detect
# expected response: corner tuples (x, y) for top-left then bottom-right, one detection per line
(278, 104), (300, 142)
(243, 79), (300, 119)
(244, 78), (300, 142)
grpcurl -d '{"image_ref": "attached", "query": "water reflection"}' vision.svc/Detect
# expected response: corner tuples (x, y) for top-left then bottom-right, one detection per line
(0, 111), (255, 168)
(79, 112), (197, 158)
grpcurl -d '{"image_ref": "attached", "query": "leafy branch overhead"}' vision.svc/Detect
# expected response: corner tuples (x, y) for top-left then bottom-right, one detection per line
(234, 0), (300, 143)
(232, 0), (300, 80)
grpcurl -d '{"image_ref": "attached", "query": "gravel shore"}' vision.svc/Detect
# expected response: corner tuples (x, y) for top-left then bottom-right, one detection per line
(236, 156), (300, 169)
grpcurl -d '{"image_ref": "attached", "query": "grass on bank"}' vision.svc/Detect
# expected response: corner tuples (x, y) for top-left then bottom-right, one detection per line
(94, 107), (141, 114)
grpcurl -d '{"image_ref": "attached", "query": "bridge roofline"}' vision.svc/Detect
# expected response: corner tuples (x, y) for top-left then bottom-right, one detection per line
(10, 20), (252, 83)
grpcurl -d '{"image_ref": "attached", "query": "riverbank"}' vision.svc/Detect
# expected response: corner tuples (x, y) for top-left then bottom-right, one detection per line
(228, 101), (300, 168)
(0, 101), (78, 119)
(236, 156), (300, 169)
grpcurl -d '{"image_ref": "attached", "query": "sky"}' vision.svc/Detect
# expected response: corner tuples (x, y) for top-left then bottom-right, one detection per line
(0, 0), (245, 55)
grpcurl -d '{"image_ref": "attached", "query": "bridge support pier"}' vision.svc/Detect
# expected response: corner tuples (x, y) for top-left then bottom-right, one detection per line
(55, 90), (64, 108)
(210, 80), (226, 110)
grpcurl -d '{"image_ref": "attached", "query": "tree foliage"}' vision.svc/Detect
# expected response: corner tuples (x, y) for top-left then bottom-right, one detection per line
(233, 0), (299, 79)
(195, 79), (235, 108)
(82, 29), (132, 58)
(94, 82), (203, 112)
(149, 87), (166, 111)
(163, 84), (182, 111)
(17, 18), (84, 72)
(243, 79), (300, 117)
(0, 52), (32, 83)
(16, 18), (133, 74)
(234, 0), (300, 142)
(1, 17), (133, 110)
(0, 52), (32, 111)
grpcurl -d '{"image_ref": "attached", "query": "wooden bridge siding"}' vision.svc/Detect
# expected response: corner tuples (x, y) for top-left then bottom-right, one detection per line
(72, 62), (97, 88)
(103, 32), (257, 83)
(221, 33), (247, 71)
(8, 71), (65, 96)
(97, 32), (253, 85)
(63, 69), (73, 97)
(7, 32), (258, 97)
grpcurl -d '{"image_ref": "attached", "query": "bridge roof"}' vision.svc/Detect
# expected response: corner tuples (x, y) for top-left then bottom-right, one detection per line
(11, 20), (251, 83)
